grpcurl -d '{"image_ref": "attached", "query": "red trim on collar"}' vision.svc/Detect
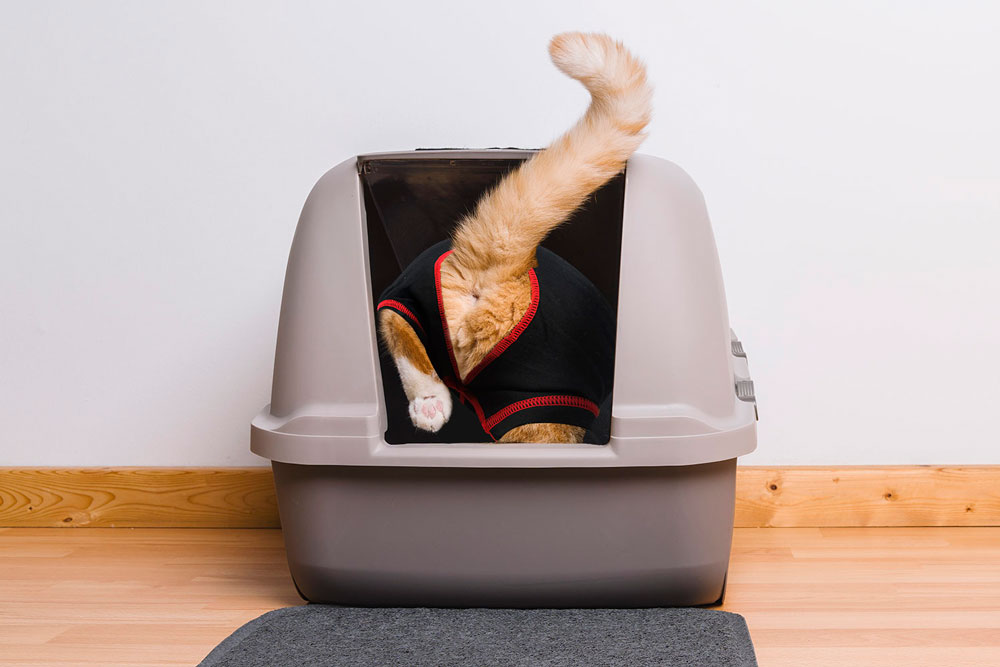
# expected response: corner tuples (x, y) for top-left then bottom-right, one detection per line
(433, 250), (462, 380)
(462, 269), (539, 384)
(443, 376), (496, 443)
(433, 249), (540, 385)
(435, 249), (595, 440)
(483, 395), (600, 432)
(376, 299), (425, 334)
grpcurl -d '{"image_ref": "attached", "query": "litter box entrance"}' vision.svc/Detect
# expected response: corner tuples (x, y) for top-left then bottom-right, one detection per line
(361, 153), (625, 444)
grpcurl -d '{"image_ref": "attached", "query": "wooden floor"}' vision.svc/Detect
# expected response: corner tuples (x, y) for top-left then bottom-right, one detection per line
(0, 528), (998, 666)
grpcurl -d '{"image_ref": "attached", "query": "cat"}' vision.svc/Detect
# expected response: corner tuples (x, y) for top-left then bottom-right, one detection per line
(376, 31), (652, 443)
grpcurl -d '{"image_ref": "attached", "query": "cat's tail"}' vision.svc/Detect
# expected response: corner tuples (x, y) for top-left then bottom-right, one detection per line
(451, 31), (652, 274)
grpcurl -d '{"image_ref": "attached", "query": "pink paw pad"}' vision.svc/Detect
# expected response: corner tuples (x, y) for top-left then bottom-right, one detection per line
(408, 392), (451, 433)
(420, 397), (444, 419)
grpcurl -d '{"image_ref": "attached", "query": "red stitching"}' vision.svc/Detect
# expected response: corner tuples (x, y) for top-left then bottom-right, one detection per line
(462, 269), (539, 384)
(443, 376), (496, 442)
(433, 250), (461, 379)
(483, 395), (599, 431)
(377, 300), (425, 334)
(433, 250), (595, 440)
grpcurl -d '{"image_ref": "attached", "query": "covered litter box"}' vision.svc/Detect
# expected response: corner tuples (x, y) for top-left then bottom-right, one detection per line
(250, 149), (757, 607)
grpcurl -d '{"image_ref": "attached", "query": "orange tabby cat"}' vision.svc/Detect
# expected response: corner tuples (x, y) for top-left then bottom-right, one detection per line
(378, 31), (652, 443)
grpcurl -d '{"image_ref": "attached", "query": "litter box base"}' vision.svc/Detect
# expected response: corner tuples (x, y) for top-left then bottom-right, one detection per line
(273, 458), (736, 608)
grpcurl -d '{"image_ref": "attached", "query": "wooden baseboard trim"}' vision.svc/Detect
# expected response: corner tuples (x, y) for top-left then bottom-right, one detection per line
(0, 468), (279, 528)
(1, 466), (997, 528)
(736, 466), (1000, 527)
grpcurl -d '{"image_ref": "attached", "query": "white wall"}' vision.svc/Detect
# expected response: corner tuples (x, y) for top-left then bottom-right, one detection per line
(1, 1), (997, 466)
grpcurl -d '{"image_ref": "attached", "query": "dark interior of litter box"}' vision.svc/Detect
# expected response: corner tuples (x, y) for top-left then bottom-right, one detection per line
(361, 154), (625, 444)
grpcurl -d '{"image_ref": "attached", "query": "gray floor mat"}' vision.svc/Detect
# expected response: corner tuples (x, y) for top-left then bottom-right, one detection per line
(199, 605), (757, 666)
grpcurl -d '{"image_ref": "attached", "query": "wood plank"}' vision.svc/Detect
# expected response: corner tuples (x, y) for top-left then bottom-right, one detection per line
(736, 466), (1000, 527)
(1, 466), (998, 528)
(754, 648), (1000, 667)
(0, 468), (278, 528)
(2, 526), (999, 666)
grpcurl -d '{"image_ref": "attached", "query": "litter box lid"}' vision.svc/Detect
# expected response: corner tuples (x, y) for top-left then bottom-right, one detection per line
(250, 151), (757, 467)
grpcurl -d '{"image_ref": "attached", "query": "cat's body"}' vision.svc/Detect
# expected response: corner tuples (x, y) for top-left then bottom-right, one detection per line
(377, 32), (652, 443)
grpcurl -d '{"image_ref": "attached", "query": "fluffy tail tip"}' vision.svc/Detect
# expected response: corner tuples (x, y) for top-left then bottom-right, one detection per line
(548, 31), (622, 82)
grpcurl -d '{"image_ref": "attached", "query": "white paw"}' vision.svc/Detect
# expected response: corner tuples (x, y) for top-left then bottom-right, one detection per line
(408, 388), (452, 432)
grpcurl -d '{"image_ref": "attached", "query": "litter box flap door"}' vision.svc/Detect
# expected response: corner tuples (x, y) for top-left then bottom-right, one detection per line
(267, 157), (381, 434)
(611, 156), (752, 444)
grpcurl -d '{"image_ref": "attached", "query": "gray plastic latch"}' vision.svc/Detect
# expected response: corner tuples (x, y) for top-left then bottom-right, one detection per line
(730, 329), (747, 358)
(735, 379), (755, 402)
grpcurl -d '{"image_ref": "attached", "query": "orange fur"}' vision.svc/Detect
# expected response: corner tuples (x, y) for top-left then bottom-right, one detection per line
(449, 32), (652, 276)
(380, 32), (651, 443)
(379, 309), (452, 432)
(378, 309), (435, 377)
(499, 423), (586, 444)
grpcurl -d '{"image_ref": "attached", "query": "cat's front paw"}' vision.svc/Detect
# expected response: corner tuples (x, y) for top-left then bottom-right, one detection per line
(408, 388), (452, 432)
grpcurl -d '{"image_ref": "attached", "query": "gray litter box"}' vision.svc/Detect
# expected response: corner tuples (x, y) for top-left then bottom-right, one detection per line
(250, 149), (757, 607)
